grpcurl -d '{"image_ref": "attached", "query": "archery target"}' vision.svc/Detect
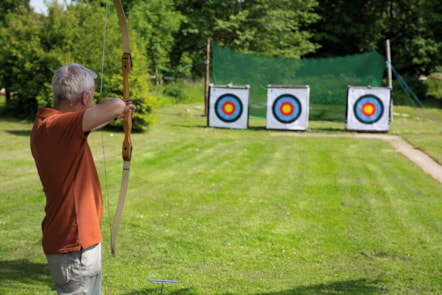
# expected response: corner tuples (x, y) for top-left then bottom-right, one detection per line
(266, 86), (309, 130)
(346, 87), (391, 131)
(208, 85), (250, 129)
(215, 94), (243, 122)
(354, 95), (384, 123)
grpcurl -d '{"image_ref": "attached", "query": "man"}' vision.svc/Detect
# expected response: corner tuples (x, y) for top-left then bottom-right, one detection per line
(30, 63), (135, 294)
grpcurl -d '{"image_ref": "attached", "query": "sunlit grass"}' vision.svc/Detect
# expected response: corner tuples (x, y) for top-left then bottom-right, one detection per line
(0, 103), (441, 294)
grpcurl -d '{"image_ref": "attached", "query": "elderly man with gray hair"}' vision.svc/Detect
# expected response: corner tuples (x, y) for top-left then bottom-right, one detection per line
(31, 63), (135, 294)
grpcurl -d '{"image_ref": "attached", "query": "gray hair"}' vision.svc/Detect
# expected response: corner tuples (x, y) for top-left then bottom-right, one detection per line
(52, 63), (97, 107)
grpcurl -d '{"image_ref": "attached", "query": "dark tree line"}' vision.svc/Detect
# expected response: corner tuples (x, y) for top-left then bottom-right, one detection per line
(0, 0), (440, 122)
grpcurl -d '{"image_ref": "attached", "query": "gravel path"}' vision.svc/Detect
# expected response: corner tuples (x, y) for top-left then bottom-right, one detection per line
(270, 132), (442, 184)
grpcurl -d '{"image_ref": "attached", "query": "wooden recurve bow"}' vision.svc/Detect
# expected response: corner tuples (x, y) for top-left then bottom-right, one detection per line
(111, 0), (132, 256)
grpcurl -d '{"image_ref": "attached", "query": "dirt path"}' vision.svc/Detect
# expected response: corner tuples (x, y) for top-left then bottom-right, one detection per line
(270, 132), (442, 184)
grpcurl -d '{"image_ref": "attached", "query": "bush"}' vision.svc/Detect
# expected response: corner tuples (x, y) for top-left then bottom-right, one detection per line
(424, 73), (442, 100)
(109, 75), (160, 132)
(152, 79), (204, 104)
(391, 76), (429, 105)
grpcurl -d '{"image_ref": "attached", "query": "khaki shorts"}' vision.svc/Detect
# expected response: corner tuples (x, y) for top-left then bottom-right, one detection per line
(46, 243), (102, 295)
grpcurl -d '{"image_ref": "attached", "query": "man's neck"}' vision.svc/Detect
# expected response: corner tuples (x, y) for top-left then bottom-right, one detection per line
(56, 102), (82, 113)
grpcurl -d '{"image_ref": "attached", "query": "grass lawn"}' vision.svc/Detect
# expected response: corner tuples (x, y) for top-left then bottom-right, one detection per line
(0, 102), (441, 294)
(389, 105), (442, 164)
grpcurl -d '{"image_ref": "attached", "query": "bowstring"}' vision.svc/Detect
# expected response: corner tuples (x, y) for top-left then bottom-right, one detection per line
(99, 0), (113, 241)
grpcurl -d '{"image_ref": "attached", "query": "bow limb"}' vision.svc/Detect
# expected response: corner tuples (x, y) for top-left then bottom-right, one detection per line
(111, 0), (132, 256)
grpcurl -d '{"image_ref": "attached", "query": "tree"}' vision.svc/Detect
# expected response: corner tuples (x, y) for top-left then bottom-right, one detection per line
(0, 0), (32, 107)
(0, 0), (158, 129)
(0, 0), (29, 24)
(170, 0), (220, 77)
(0, 6), (48, 118)
(308, 0), (387, 57)
(171, 0), (320, 77)
(383, 0), (442, 75)
(213, 0), (320, 58)
(310, 0), (442, 76)
(130, 0), (183, 83)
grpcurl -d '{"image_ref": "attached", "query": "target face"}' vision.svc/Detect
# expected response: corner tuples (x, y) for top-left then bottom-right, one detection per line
(272, 95), (302, 124)
(208, 85), (250, 129)
(353, 95), (384, 124)
(346, 87), (391, 132)
(266, 86), (309, 130)
(215, 94), (243, 122)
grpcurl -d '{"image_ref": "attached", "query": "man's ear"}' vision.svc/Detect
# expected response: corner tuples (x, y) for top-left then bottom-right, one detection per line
(80, 91), (89, 106)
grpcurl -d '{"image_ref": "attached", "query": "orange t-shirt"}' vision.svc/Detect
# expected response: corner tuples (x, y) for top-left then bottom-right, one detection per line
(30, 107), (102, 255)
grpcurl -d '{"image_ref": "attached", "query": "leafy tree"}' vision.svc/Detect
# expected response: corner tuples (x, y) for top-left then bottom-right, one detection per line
(170, 0), (220, 77)
(0, 6), (48, 118)
(213, 0), (320, 58)
(384, 0), (442, 75)
(309, 0), (386, 57)
(310, 0), (442, 76)
(0, 0), (158, 129)
(130, 0), (183, 83)
(171, 0), (320, 77)
(0, 0), (32, 107)
(0, 0), (29, 24)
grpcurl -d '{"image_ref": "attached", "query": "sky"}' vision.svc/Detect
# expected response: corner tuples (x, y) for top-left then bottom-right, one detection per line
(29, 0), (72, 15)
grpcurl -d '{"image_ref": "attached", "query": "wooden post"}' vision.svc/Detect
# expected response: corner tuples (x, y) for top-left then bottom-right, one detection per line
(204, 37), (211, 116)
(386, 39), (392, 89)
(386, 39), (393, 122)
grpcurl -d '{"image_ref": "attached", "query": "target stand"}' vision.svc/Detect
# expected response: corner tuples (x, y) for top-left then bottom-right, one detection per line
(266, 85), (310, 131)
(149, 275), (178, 295)
(346, 86), (391, 132)
(208, 84), (250, 129)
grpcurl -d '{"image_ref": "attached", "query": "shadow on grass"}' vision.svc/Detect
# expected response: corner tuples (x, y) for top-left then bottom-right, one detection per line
(124, 287), (198, 295)
(256, 278), (387, 294)
(308, 127), (346, 133)
(124, 278), (386, 295)
(170, 124), (208, 129)
(0, 259), (52, 287)
(5, 130), (31, 136)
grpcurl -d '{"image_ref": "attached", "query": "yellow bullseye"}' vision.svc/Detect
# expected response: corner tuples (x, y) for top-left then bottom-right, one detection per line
(282, 104), (293, 115)
(224, 103), (234, 114)
(363, 104), (374, 115)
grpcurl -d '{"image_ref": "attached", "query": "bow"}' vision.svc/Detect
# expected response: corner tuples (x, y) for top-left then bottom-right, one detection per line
(110, 0), (132, 256)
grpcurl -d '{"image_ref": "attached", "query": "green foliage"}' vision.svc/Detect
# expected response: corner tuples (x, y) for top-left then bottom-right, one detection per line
(311, 0), (442, 77)
(0, 0), (28, 24)
(130, 0), (183, 83)
(130, 74), (159, 132)
(0, 6), (50, 119)
(391, 76), (429, 106)
(176, 51), (193, 78)
(154, 82), (186, 104)
(424, 74), (442, 100)
(0, 1), (158, 130)
(386, 0), (442, 76)
(152, 79), (204, 105)
(171, 0), (320, 77)
(109, 63), (160, 132)
(213, 0), (320, 58)
(310, 0), (386, 57)
(0, 2), (112, 118)
(1, 0), (441, 127)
